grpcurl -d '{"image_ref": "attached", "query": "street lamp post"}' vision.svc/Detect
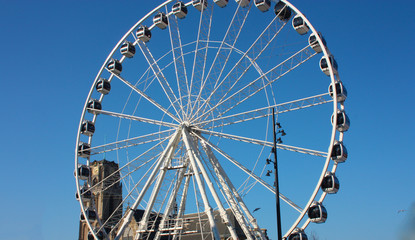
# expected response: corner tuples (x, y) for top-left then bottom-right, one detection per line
(271, 108), (283, 240)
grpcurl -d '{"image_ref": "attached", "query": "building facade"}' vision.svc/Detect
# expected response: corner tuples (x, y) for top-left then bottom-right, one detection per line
(79, 160), (122, 240)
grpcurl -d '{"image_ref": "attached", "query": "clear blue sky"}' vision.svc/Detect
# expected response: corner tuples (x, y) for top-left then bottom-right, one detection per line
(0, 1), (414, 240)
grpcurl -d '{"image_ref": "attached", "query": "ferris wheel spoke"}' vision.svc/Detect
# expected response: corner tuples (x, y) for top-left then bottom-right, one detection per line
(189, 3), (251, 117)
(132, 40), (208, 92)
(88, 129), (174, 155)
(192, 14), (288, 122)
(90, 109), (179, 129)
(277, 144), (328, 157)
(196, 44), (317, 122)
(95, 154), (161, 231)
(102, 155), (163, 236)
(111, 73), (181, 123)
(194, 134), (303, 213)
(136, 41), (184, 120)
(168, 13), (190, 120)
(196, 129), (328, 158)
(90, 139), (168, 195)
(83, 141), (168, 235)
(113, 154), (160, 195)
(197, 93), (332, 128)
(186, 2), (213, 117)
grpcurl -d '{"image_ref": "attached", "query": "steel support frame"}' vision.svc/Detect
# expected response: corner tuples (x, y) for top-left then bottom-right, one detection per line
(134, 131), (182, 240)
(199, 138), (267, 240)
(182, 127), (235, 240)
(153, 163), (188, 240)
(115, 129), (182, 240)
(172, 171), (192, 240)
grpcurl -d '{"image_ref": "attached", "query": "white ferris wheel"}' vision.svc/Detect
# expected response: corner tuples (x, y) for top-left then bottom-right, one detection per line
(75, 0), (349, 239)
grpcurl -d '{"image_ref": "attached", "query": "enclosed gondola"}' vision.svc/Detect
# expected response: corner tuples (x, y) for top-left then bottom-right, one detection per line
(96, 78), (111, 95)
(88, 230), (104, 240)
(308, 32), (326, 53)
(255, 0), (270, 12)
(81, 120), (95, 136)
(78, 142), (91, 158)
(107, 58), (122, 75)
(81, 208), (97, 222)
(87, 99), (102, 114)
(288, 229), (308, 240)
(76, 165), (90, 180)
(320, 55), (338, 76)
(172, 2), (188, 19)
(76, 186), (92, 202)
(308, 202), (327, 223)
(329, 82), (347, 102)
(214, 0), (228, 8)
(321, 172), (340, 194)
(292, 15), (309, 35)
(274, 1), (292, 21)
(136, 26), (152, 42)
(153, 12), (168, 29)
(331, 141), (348, 163)
(331, 110), (350, 132)
(120, 41), (136, 58)
(236, 0), (250, 8)
(193, 0), (208, 11)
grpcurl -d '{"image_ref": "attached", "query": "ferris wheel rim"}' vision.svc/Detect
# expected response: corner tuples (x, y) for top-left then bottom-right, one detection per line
(74, 1), (348, 239)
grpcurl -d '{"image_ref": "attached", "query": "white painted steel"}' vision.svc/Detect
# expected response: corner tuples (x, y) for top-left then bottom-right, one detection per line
(197, 93), (333, 128)
(196, 128), (328, 157)
(189, 2), (249, 118)
(192, 13), (288, 122)
(196, 134), (303, 213)
(200, 139), (266, 239)
(184, 128), (240, 240)
(182, 127), (221, 240)
(115, 129), (182, 240)
(112, 73), (181, 123)
(134, 132), (181, 240)
(75, 0), (347, 239)
(168, 12), (190, 121)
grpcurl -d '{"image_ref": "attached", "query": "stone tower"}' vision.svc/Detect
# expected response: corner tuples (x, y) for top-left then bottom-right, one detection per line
(78, 159), (122, 240)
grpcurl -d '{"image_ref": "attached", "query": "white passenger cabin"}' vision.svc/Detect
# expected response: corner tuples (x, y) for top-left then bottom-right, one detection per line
(153, 12), (168, 29)
(255, 0), (270, 12)
(292, 15), (309, 35)
(172, 2), (188, 19)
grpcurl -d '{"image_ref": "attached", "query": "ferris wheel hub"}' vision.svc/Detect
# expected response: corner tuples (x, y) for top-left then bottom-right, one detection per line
(182, 121), (191, 128)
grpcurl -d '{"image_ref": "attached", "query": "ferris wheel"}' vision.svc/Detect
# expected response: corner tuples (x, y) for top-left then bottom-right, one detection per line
(75, 0), (349, 239)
